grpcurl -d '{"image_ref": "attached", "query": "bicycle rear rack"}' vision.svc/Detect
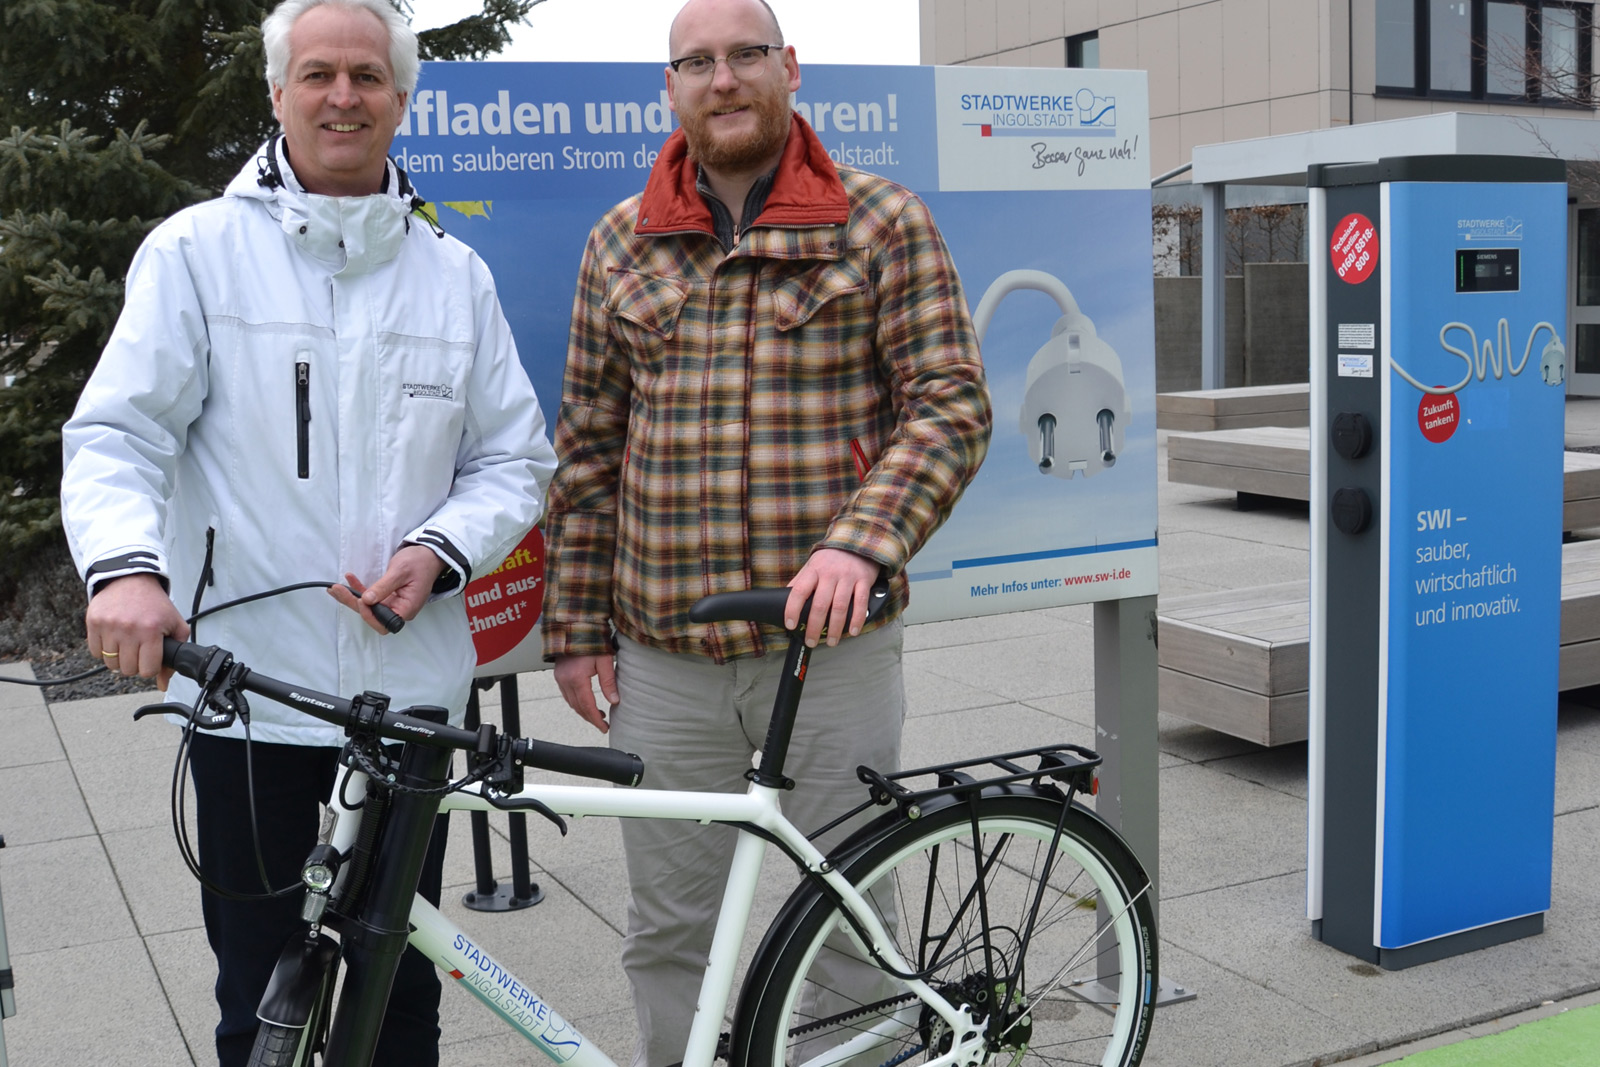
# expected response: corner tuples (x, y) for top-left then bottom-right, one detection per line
(857, 743), (1101, 815)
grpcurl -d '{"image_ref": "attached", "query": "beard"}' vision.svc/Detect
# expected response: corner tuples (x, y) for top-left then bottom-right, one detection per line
(679, 81), (792, 171)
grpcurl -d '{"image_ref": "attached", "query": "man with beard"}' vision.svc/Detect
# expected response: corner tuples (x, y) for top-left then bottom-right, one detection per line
(539, 1), (990, 1063)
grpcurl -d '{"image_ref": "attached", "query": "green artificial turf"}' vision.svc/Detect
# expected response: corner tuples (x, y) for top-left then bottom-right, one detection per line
(1392, 1002), (1600, 1066)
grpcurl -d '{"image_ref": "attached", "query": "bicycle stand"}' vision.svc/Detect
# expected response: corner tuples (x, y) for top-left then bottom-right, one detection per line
(1, 833), (15, 1067)
(460, 678), (543, 912)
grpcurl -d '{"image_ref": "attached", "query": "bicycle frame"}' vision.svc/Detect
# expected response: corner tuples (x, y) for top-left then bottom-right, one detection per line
(316, 766), (969, 1067)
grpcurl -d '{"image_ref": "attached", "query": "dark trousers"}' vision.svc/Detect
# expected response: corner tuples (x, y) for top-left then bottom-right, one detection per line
(188, 733), (448, 1067)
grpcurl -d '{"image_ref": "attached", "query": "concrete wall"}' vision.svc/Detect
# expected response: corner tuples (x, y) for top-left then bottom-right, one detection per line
(1154, 275), (1242, 392)
(1154, 265), (1308, 391)
(1243, 262), (1309, 385)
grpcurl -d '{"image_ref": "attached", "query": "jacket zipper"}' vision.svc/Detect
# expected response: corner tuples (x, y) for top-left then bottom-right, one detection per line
(295, 358), (311, 479)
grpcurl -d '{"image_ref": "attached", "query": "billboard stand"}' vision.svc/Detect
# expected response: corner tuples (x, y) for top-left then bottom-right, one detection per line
(1094, 598), (1195, 1006)
(461, 677), (543, 913)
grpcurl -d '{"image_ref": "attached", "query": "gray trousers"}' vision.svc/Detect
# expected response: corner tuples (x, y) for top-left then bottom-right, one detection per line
(610, 620), (906, 1067)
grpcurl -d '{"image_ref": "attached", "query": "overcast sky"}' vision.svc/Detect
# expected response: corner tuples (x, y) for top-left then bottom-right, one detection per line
(406, 0), (922, 65)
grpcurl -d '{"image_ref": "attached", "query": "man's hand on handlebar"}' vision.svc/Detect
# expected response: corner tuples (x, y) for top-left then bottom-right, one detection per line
(554, 654), (618, 734)
(329, 544), (444, 635)
(86, 573), (190, 689)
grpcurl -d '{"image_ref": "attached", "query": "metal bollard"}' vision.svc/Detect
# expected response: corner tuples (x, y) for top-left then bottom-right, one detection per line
(460, 679), (543, 912)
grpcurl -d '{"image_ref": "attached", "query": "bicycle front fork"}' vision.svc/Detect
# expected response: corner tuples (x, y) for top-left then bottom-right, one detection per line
(318, 729), (452, 1066)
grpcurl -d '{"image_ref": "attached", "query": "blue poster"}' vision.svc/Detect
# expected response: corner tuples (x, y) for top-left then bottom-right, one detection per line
(1379, 181), (1566, 947)
(407, 61), (1158, 627)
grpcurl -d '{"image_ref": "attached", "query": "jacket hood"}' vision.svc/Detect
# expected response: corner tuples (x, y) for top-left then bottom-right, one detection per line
(224, 136), (425, 274)
(635, 113), (850, 237)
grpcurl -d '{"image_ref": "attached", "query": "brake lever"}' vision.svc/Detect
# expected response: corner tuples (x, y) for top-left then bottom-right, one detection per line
(483, 791), (568, 836)
(131, 697), (239, 731)
(133, 702), (197, 723)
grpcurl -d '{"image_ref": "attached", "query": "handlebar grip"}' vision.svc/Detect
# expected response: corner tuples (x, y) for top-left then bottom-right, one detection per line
(369, 602), (405, 633)
(162, 636), (219, 683)
(517, 739), (644, 787)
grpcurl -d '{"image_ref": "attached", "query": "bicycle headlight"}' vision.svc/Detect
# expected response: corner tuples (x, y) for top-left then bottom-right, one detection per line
(303, 862), (336, 892)
(302, 843), (341, 893)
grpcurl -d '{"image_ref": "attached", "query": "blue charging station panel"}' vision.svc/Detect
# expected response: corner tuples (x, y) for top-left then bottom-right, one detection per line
(1310, 156), (1568, 968)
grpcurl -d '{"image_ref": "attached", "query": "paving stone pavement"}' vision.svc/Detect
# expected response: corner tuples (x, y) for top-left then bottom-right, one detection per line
(4, 401), (1600, 1066)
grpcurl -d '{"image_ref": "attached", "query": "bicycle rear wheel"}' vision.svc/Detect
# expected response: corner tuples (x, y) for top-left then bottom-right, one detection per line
(737, 793), (1156, 1067)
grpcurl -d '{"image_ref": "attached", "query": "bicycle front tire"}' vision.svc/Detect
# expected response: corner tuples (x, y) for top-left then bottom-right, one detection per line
(736, 793), (1157, 1067)
(248, 1022), (314, 1067)
(246, 960), (334, 1067)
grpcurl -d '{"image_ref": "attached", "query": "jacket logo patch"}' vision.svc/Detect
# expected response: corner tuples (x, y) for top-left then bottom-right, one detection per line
(403, 382), (455, 401)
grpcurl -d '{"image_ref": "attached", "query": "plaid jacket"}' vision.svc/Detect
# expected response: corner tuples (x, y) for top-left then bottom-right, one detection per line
(541, 115), (990, 663)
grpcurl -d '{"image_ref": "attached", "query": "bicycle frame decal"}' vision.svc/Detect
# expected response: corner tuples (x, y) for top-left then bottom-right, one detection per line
(409, 898), (611, 1067)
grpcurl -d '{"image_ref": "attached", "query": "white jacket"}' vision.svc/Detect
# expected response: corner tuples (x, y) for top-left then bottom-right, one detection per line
(61, 139), (557, 745)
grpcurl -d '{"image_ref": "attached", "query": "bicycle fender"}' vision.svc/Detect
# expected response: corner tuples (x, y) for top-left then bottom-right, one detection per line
(258, 933), (340, 1028)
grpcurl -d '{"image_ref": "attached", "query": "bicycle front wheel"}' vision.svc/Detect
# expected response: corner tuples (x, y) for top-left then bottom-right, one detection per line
(738, 793), (1157, 1067)
(246, 957), (335, 1067)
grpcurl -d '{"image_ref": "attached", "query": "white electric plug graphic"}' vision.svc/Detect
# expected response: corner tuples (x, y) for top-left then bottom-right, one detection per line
(972, 270), (1130, 479)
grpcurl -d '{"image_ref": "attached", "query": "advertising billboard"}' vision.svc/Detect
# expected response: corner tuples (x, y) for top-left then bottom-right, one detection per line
(409, 62), (1158, 672)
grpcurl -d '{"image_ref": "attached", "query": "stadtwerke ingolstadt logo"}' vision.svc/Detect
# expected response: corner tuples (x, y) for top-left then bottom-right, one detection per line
(960, 87), (1117, 139)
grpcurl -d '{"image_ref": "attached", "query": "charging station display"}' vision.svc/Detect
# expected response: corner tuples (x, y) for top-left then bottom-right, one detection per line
(1309, 157), (1566, 967)
(405, 61), (1158, 667)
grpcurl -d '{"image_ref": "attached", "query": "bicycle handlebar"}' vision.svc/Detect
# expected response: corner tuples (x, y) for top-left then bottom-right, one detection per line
(160, 637), (644, 787)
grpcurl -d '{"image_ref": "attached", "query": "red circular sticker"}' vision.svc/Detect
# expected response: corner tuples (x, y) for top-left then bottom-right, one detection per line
(1331, 212), (1379, 285)
(465, 526), (545, 665)
(1418, 392), (1460, 443)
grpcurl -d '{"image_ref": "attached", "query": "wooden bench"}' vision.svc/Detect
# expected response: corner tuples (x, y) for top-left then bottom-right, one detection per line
(1158, 539), (1600, 746)
(1166, 425), (1600, 532)
(1155, 383), (1310, 432)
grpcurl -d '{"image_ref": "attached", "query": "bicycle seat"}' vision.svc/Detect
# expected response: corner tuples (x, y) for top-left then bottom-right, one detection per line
(689, 581), (890, 632)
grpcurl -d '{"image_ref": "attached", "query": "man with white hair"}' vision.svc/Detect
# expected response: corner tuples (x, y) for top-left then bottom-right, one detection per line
(59, 1), (556, 1062)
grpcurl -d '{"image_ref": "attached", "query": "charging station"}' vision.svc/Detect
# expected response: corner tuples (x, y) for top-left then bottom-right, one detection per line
(1307, 155), (1567, 968)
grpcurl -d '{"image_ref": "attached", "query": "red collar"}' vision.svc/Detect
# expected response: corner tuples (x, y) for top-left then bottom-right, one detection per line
(635, 114), (849, 236)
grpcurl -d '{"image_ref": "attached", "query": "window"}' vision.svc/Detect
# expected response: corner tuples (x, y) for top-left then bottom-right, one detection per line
(1068, 31), (1099, 69)
(1376, 0), (1593, 104)
(1377, 0), (1418, 88)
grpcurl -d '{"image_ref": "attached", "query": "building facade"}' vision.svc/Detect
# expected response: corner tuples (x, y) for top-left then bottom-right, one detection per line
(920, 1), (1597, 181)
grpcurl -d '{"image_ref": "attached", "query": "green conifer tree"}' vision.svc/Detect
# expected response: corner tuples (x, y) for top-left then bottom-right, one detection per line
(0, 0), (537, 561)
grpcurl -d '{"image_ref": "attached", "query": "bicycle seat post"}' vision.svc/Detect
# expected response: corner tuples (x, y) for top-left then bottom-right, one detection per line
(750, 632), (811, 790)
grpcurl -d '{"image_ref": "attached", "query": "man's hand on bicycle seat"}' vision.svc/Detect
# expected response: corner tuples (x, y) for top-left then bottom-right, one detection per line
(328, 544), (444, 635)
(785, 548), (881, 649)
(554, 654), (619, 734)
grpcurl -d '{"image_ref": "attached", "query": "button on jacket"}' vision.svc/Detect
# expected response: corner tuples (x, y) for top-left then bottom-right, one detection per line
(61, 139), (557, 744)
(541, 115), (991, 664)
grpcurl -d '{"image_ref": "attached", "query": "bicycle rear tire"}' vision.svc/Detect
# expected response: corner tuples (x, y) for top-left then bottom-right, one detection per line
(735, 792), (1157, 1067)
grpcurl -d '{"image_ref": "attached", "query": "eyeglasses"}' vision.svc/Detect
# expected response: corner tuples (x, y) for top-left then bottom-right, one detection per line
(668, 44), (783, 85)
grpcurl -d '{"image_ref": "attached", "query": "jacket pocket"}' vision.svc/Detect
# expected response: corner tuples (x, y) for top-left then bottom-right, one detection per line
(605, 269), (688, 339)
(769, 253), (868, 332)
(294, 353), (311, 479)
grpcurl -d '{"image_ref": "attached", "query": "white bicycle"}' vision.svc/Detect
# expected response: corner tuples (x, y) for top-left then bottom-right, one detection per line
(151, 582), (1158, 1067)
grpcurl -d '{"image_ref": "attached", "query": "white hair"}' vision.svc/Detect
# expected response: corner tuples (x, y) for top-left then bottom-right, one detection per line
(263, 0), (420, 99)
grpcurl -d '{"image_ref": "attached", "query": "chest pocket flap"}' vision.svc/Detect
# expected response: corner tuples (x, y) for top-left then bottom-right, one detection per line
(606, 270), (689, 339)
(770, 251), (869, 332)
